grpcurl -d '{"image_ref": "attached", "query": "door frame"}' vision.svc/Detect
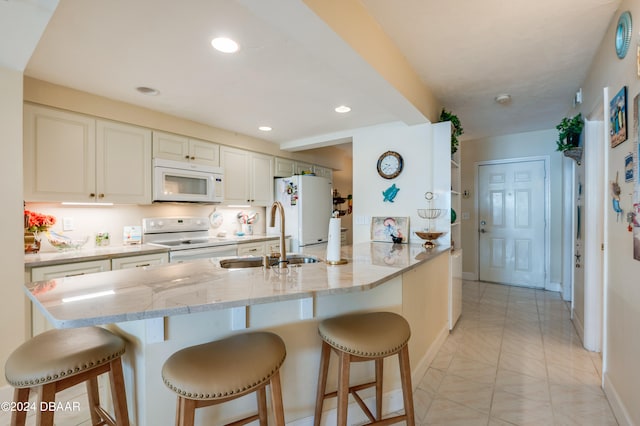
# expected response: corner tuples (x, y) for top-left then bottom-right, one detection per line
(474, 156), (552, 289)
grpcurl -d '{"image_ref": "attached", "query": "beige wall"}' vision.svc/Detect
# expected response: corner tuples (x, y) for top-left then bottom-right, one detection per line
(0, 66), (28, 387)
(580, 1), (640, 423)
(460, 129), (563, 285)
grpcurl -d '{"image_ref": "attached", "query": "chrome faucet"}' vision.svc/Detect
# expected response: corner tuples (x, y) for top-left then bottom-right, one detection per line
(269, 201), (288, 268)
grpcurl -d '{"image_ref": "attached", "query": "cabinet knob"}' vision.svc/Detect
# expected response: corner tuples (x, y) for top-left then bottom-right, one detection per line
(185, 155), (190, 159)
(190, 156), (195, 160)
(99, 193), (105, 198)
(89, 193), (96, 198)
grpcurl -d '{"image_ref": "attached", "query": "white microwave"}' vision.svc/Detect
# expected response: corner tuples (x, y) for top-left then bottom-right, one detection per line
(153, 158), (224, 203)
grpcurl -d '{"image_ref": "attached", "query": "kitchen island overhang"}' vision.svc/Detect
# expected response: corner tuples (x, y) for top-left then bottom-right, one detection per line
(24, 242), (452, 425)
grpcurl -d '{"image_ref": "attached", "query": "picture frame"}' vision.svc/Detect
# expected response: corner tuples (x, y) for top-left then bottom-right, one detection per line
(610, 86), (628, 148)
(370, 216), (409, 243)
(625, 152), (634, 182)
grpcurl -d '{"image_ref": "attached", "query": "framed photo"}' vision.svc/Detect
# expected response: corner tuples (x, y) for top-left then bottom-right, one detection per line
(370, 216), (409, 243)
(610, 86), (628, 148)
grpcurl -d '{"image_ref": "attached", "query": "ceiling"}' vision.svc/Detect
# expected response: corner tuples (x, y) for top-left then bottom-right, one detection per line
(22, 0), (622, 147)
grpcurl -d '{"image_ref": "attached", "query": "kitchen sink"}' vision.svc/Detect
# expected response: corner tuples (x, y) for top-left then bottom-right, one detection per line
(219, 253), (321, 269)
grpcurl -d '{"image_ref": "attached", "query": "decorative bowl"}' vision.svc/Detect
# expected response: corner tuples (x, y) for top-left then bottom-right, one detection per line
(414, 231), (445, 249)
(415, 231), (444, 241)
(47, 231), (89, 251)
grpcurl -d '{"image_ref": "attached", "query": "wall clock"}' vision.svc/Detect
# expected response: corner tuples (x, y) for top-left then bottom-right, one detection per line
(376, 151), (403, 179)
(615, 11), (632, 59)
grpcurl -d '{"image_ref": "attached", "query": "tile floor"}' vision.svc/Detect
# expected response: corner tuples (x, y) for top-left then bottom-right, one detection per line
(0, 281), (619, 425)
(410, 280), (618, 426)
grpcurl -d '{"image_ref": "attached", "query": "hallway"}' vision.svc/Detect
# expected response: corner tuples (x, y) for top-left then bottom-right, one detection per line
(412, 281), (617, 425)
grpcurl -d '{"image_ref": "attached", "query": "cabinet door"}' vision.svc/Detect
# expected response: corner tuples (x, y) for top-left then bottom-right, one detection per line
(313, 165), (333, 179)
(220, 146), (250, 204)
(295, 162), (313, 175)
(24, 104), (96, 202)
(189, 139), (220, 166)
(97, 120), (152, 204)
(249, 153), (273, 206)
(152, 131), (190, 161)
(111, 252), (168, 269)
(274, 157), (295, 177)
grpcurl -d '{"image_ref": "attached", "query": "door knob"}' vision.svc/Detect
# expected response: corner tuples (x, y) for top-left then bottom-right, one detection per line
(480, 229), (486, 233)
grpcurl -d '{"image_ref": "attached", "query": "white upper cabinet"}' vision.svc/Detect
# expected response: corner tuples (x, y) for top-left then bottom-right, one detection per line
(152, 131), (219, 166)
(24, 104), (152, 204)
(294, 161), (313, 175)
(274, 157), (295, 177)
(312, 165), (333, 179)
(220, 146), (273, 206)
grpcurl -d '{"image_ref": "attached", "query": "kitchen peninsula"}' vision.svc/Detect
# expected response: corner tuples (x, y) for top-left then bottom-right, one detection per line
(25, 242), (451, 425)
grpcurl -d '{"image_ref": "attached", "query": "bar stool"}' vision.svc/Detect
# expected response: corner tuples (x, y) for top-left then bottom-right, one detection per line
(162, 331), (286, 426)
(314, 311), (415, 426)
(4, 326), (130, 426)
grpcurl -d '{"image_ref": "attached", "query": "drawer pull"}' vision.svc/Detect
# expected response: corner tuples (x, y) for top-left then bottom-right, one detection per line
(64, 272), (86, 277)
(136, 263), (151, 268)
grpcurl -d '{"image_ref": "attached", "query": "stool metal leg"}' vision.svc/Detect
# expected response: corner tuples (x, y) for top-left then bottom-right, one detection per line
(313, 341), (331, 426)
(336, 351), (351, 426)
(398, 346), (415, 426)
(10, 388), (29, 426)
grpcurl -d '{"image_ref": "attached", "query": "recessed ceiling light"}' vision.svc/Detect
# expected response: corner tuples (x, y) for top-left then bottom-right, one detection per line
(335, 105), (351, 113)
(258, 126), (272, 132)
(136, 86), (159, 96)
(494, 94), (512, 105)
(211, 37), (239, 53)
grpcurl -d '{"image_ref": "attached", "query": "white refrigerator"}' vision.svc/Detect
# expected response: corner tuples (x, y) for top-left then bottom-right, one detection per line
(272, 175), (333, 252)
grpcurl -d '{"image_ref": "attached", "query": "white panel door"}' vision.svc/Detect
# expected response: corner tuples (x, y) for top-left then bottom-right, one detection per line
(479, 160), (546, 287)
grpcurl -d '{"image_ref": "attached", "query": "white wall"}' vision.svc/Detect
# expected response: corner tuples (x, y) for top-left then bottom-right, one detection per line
(580, 1), (640, 423)
(460, 129), (563, 285)
(0, 66), (28, 387)
(351, 121), (448, 245)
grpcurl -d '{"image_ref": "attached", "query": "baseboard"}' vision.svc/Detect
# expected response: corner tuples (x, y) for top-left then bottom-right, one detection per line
(571, 311), (585, 347)
(603, 372), (633, 426)
(545, 281), (562, 292)
(288, 325), (449, 426)
(462, 271), (477, 281)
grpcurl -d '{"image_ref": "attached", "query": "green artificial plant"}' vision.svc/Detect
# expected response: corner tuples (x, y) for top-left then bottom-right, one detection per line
(439, 108), (464, 155)
(555, 113), (584, 152)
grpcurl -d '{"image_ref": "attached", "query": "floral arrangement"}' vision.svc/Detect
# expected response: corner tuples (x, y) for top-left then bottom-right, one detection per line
(24, 210), (56, 233)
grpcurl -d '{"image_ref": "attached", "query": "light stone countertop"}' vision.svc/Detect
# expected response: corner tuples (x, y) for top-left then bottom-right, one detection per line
(24, 234), (282, 269)
(25, 242), (450, 328)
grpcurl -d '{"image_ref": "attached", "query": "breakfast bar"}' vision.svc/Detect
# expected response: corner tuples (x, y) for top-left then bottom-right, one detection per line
(24, 242), (451, 425)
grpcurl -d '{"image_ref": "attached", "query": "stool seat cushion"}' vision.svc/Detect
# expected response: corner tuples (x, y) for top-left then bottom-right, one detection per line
(5, 327), (126, 388)
(318, 311), (410, 358)
(162, 331), (286, 401)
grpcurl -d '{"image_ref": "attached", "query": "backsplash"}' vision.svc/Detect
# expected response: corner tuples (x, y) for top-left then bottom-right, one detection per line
(25, 203), (267, 253)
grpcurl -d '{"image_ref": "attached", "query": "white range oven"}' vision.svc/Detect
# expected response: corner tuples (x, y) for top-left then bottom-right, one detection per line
(142, 217), (237, 263)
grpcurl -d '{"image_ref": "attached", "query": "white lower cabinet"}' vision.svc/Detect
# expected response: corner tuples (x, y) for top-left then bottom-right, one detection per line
(111, 252), (168, 269)
(30, 259), (111, 336)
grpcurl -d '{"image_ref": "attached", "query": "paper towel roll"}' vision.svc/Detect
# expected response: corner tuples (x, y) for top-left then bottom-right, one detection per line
(326, 218), (342, 262)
